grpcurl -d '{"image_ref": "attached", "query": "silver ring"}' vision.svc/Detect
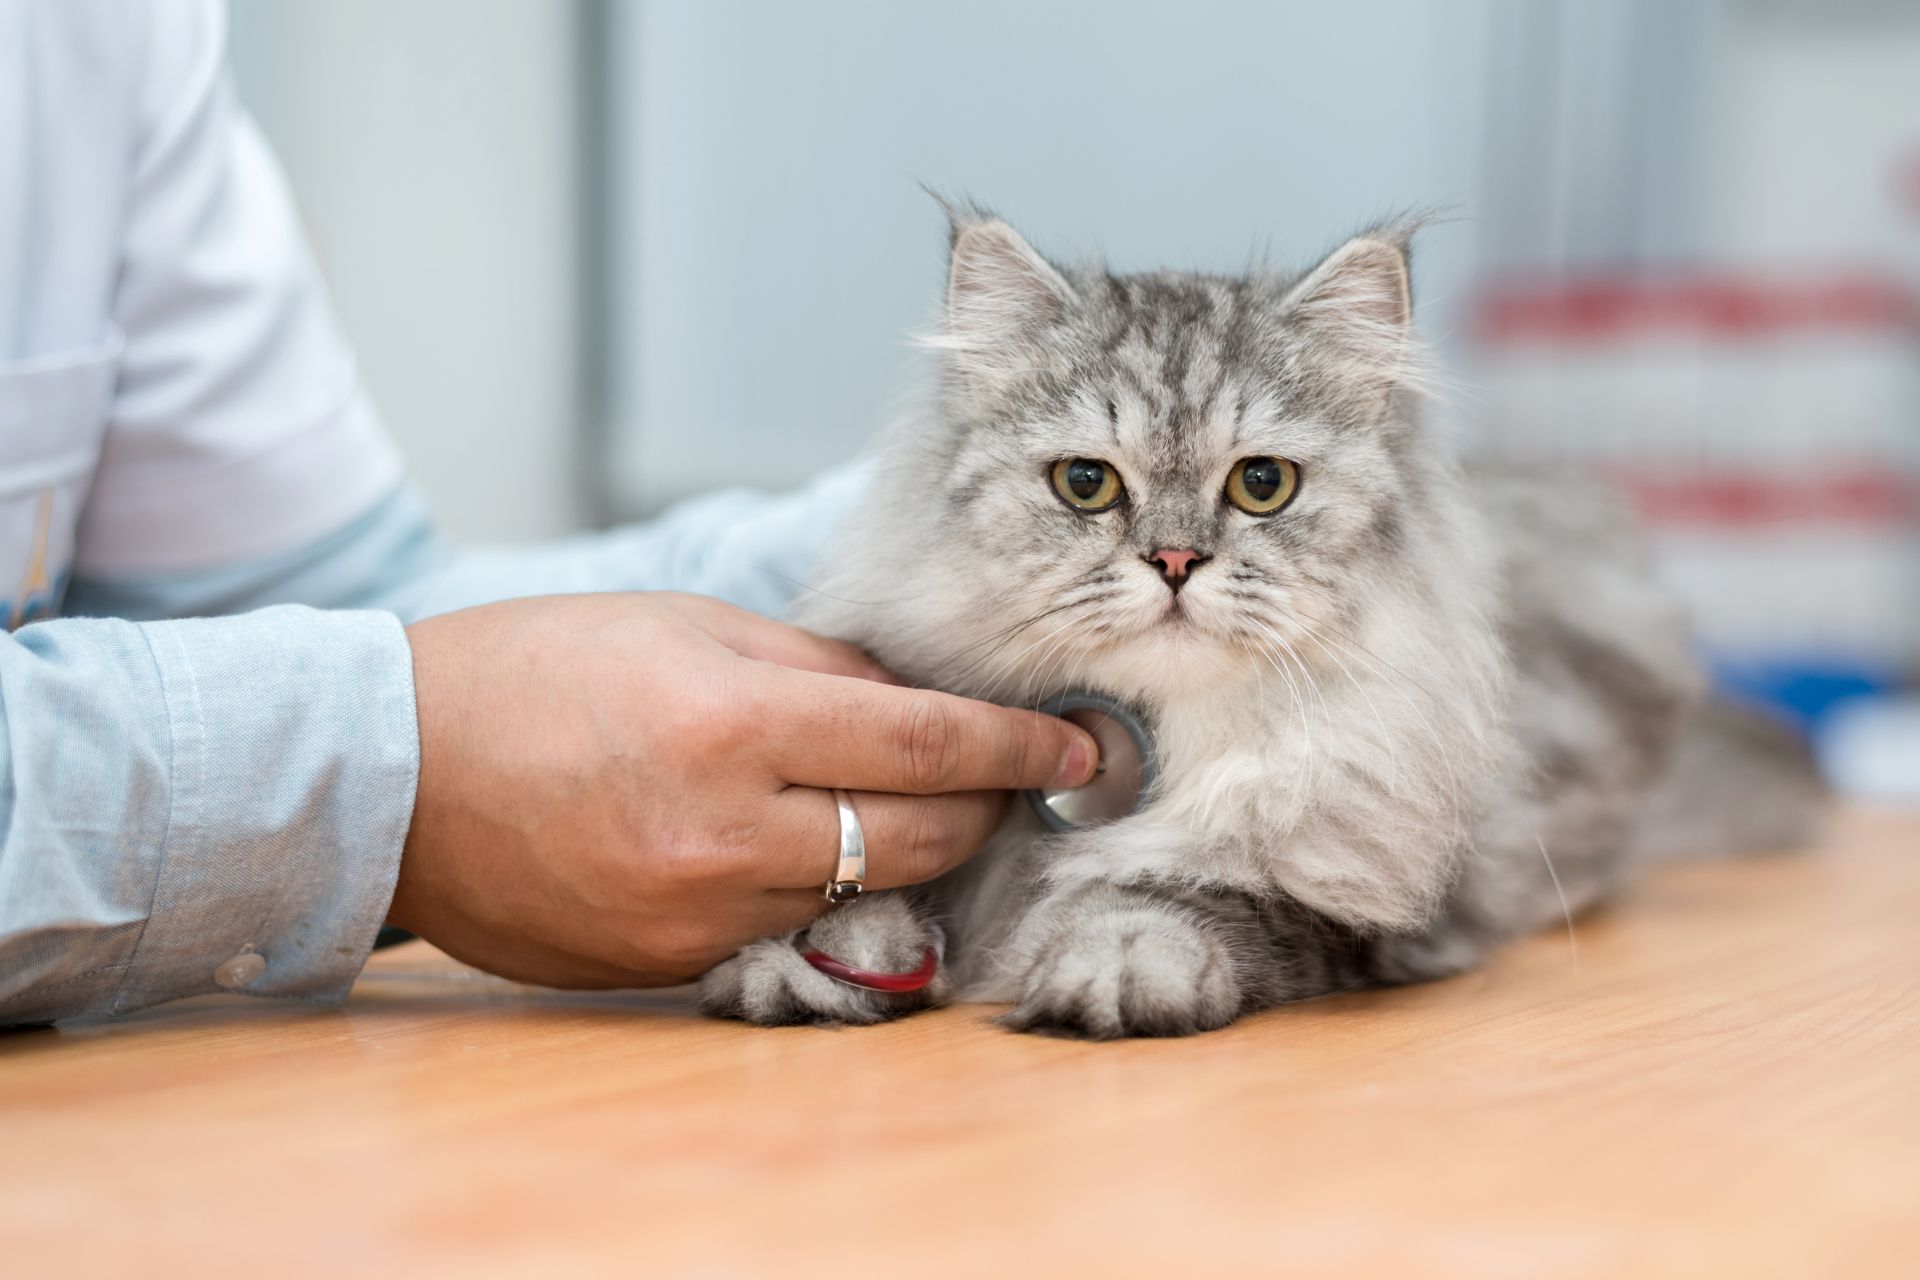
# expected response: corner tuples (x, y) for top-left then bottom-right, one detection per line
(823, 788), (866, 903)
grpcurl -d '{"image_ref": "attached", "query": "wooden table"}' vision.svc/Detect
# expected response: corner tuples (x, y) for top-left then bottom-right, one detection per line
(5, 809), (1916, 1278)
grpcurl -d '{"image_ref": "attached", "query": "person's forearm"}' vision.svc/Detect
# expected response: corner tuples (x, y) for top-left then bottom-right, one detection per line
(409, 464), (868, 621)
(0, 608), (416, 1025)
(63, 464), (869, 627)
(20, 464), (862, 1024)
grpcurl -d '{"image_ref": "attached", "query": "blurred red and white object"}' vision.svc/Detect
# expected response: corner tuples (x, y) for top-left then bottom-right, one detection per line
(1472, 271), (1920, 746)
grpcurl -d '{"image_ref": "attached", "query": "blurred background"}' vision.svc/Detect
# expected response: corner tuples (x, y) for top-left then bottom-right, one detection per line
(229, 0), (1920, 799)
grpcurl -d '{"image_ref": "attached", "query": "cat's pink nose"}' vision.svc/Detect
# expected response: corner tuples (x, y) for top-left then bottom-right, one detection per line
(1147, 548), (1206, 589)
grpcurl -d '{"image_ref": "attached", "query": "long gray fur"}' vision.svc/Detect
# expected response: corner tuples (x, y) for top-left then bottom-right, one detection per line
(699, 203), (1819, 1037)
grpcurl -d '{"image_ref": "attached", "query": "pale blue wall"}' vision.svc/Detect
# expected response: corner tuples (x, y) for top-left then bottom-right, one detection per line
(231, 2), (587, 541)
(605, 0), (1496, 512)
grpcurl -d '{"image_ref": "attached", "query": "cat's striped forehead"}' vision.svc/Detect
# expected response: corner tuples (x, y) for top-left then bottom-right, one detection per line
(1029, 264), (1366, 484)
(1076, 272), (1265, 468)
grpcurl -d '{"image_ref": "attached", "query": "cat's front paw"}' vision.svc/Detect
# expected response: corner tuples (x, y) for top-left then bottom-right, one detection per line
(1002, 895), (1245, 1039)
(700, 892), (947, 1028)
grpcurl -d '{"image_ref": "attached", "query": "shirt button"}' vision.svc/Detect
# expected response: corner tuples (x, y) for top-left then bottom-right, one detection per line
(214, 952), (268, 990)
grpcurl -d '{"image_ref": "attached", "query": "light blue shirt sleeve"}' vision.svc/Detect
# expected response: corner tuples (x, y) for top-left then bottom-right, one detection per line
(64, 466), (868, 627)
(2, 466), (862, 1026)
(0, 0), (869, 1026)
(0, 607), (417, 1024)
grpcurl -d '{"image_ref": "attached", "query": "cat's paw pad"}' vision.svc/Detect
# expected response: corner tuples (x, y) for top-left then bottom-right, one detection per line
(700, 895), (946, 1028)
(1002, 906), (1242, 1039)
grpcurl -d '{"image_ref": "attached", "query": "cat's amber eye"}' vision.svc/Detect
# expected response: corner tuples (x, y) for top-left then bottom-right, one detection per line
(1050, 458), (1126, 512)
(1225, 456), (1300, 515)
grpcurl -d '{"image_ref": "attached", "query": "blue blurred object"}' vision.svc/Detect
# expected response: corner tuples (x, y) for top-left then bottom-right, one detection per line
(1710, 654), (1905, 736)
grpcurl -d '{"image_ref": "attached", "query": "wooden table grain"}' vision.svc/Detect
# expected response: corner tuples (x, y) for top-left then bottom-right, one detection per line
(5, 808), (1917, 1278)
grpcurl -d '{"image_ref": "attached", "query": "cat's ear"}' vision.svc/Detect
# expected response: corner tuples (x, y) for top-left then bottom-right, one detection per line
(1280, 232), (1413, 354)
(1277, 232), (1420, 414)
(942, 211), (1076, 358)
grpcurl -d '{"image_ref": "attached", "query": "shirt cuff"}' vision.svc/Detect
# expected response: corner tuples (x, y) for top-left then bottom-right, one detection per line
(111, 605), (418, 1013)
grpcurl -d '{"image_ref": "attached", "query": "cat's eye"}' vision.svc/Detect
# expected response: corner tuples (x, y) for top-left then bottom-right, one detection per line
(1050, 458), (1125, 512)
(1225, 456), (1300, 516)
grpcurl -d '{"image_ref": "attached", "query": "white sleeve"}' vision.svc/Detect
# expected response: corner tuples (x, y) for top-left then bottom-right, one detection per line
(73, 0), (404, 578)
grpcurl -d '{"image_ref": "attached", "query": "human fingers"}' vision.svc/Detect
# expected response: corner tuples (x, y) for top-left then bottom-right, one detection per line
(759, 786), (1010, 891)
(758, 672), (1097, 795)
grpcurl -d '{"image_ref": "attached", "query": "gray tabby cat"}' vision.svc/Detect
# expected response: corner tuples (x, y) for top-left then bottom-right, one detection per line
(701, 206), (1820, 1038)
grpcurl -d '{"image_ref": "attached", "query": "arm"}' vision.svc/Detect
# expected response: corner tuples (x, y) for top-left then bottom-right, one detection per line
(1, 0), (424, 1026)
(0, 608), (414, 1025)
(61, 464), (869, 626)
(2, 3), (1079, 1026)
(28, 447), (865, 1024)
(2, 578), (1104, 1027)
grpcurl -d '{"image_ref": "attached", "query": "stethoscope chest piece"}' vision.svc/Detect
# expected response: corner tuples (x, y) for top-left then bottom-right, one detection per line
(1024, 691), (1156, 831)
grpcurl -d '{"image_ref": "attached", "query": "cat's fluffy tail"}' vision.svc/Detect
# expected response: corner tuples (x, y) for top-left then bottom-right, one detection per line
(1629, 699), (1828, 860)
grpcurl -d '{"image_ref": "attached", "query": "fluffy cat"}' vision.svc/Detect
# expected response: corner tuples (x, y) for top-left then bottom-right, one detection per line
(700, 205), (1818, 1038)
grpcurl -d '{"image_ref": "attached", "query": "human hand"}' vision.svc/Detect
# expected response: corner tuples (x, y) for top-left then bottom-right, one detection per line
(387, 592), (1097, 989)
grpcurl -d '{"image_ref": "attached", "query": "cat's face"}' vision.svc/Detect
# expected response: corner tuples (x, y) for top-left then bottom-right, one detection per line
(910, 212), (1434, 705)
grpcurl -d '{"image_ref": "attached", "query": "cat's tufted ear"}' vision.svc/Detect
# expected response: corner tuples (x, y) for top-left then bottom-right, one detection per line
(1277, 232), (1419, 410)
(942, 212), (1076, 360)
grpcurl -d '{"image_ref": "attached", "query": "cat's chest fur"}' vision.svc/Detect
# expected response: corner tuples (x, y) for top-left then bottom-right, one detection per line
(947, 667), (1481, 943)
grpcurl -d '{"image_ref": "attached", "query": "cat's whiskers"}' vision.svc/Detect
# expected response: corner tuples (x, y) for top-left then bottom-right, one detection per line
(1023, 635), (1077, 708)
(1238, 625), (1322, 807)
(988, 610), (1086, 707)
(1036, 599), (1119, 708)
(1534, 831), (1579, 968)
(923, 574), (1109, 694)
(928, 601), (1073, 682)
(1286, 609), (1468, 805)
(1290, 602), (1475, 710)
(758, 568), (905, 610)
(1268, 629), (1330, 806)
(968, 627), (1060, 706)
(1285, 619), (1404, 790)
(1243, 617), (1340, 802)
(1040, 633), (1101, 717)
(969, 585), (1113, 706)
(1259, 587), (1466, 790)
